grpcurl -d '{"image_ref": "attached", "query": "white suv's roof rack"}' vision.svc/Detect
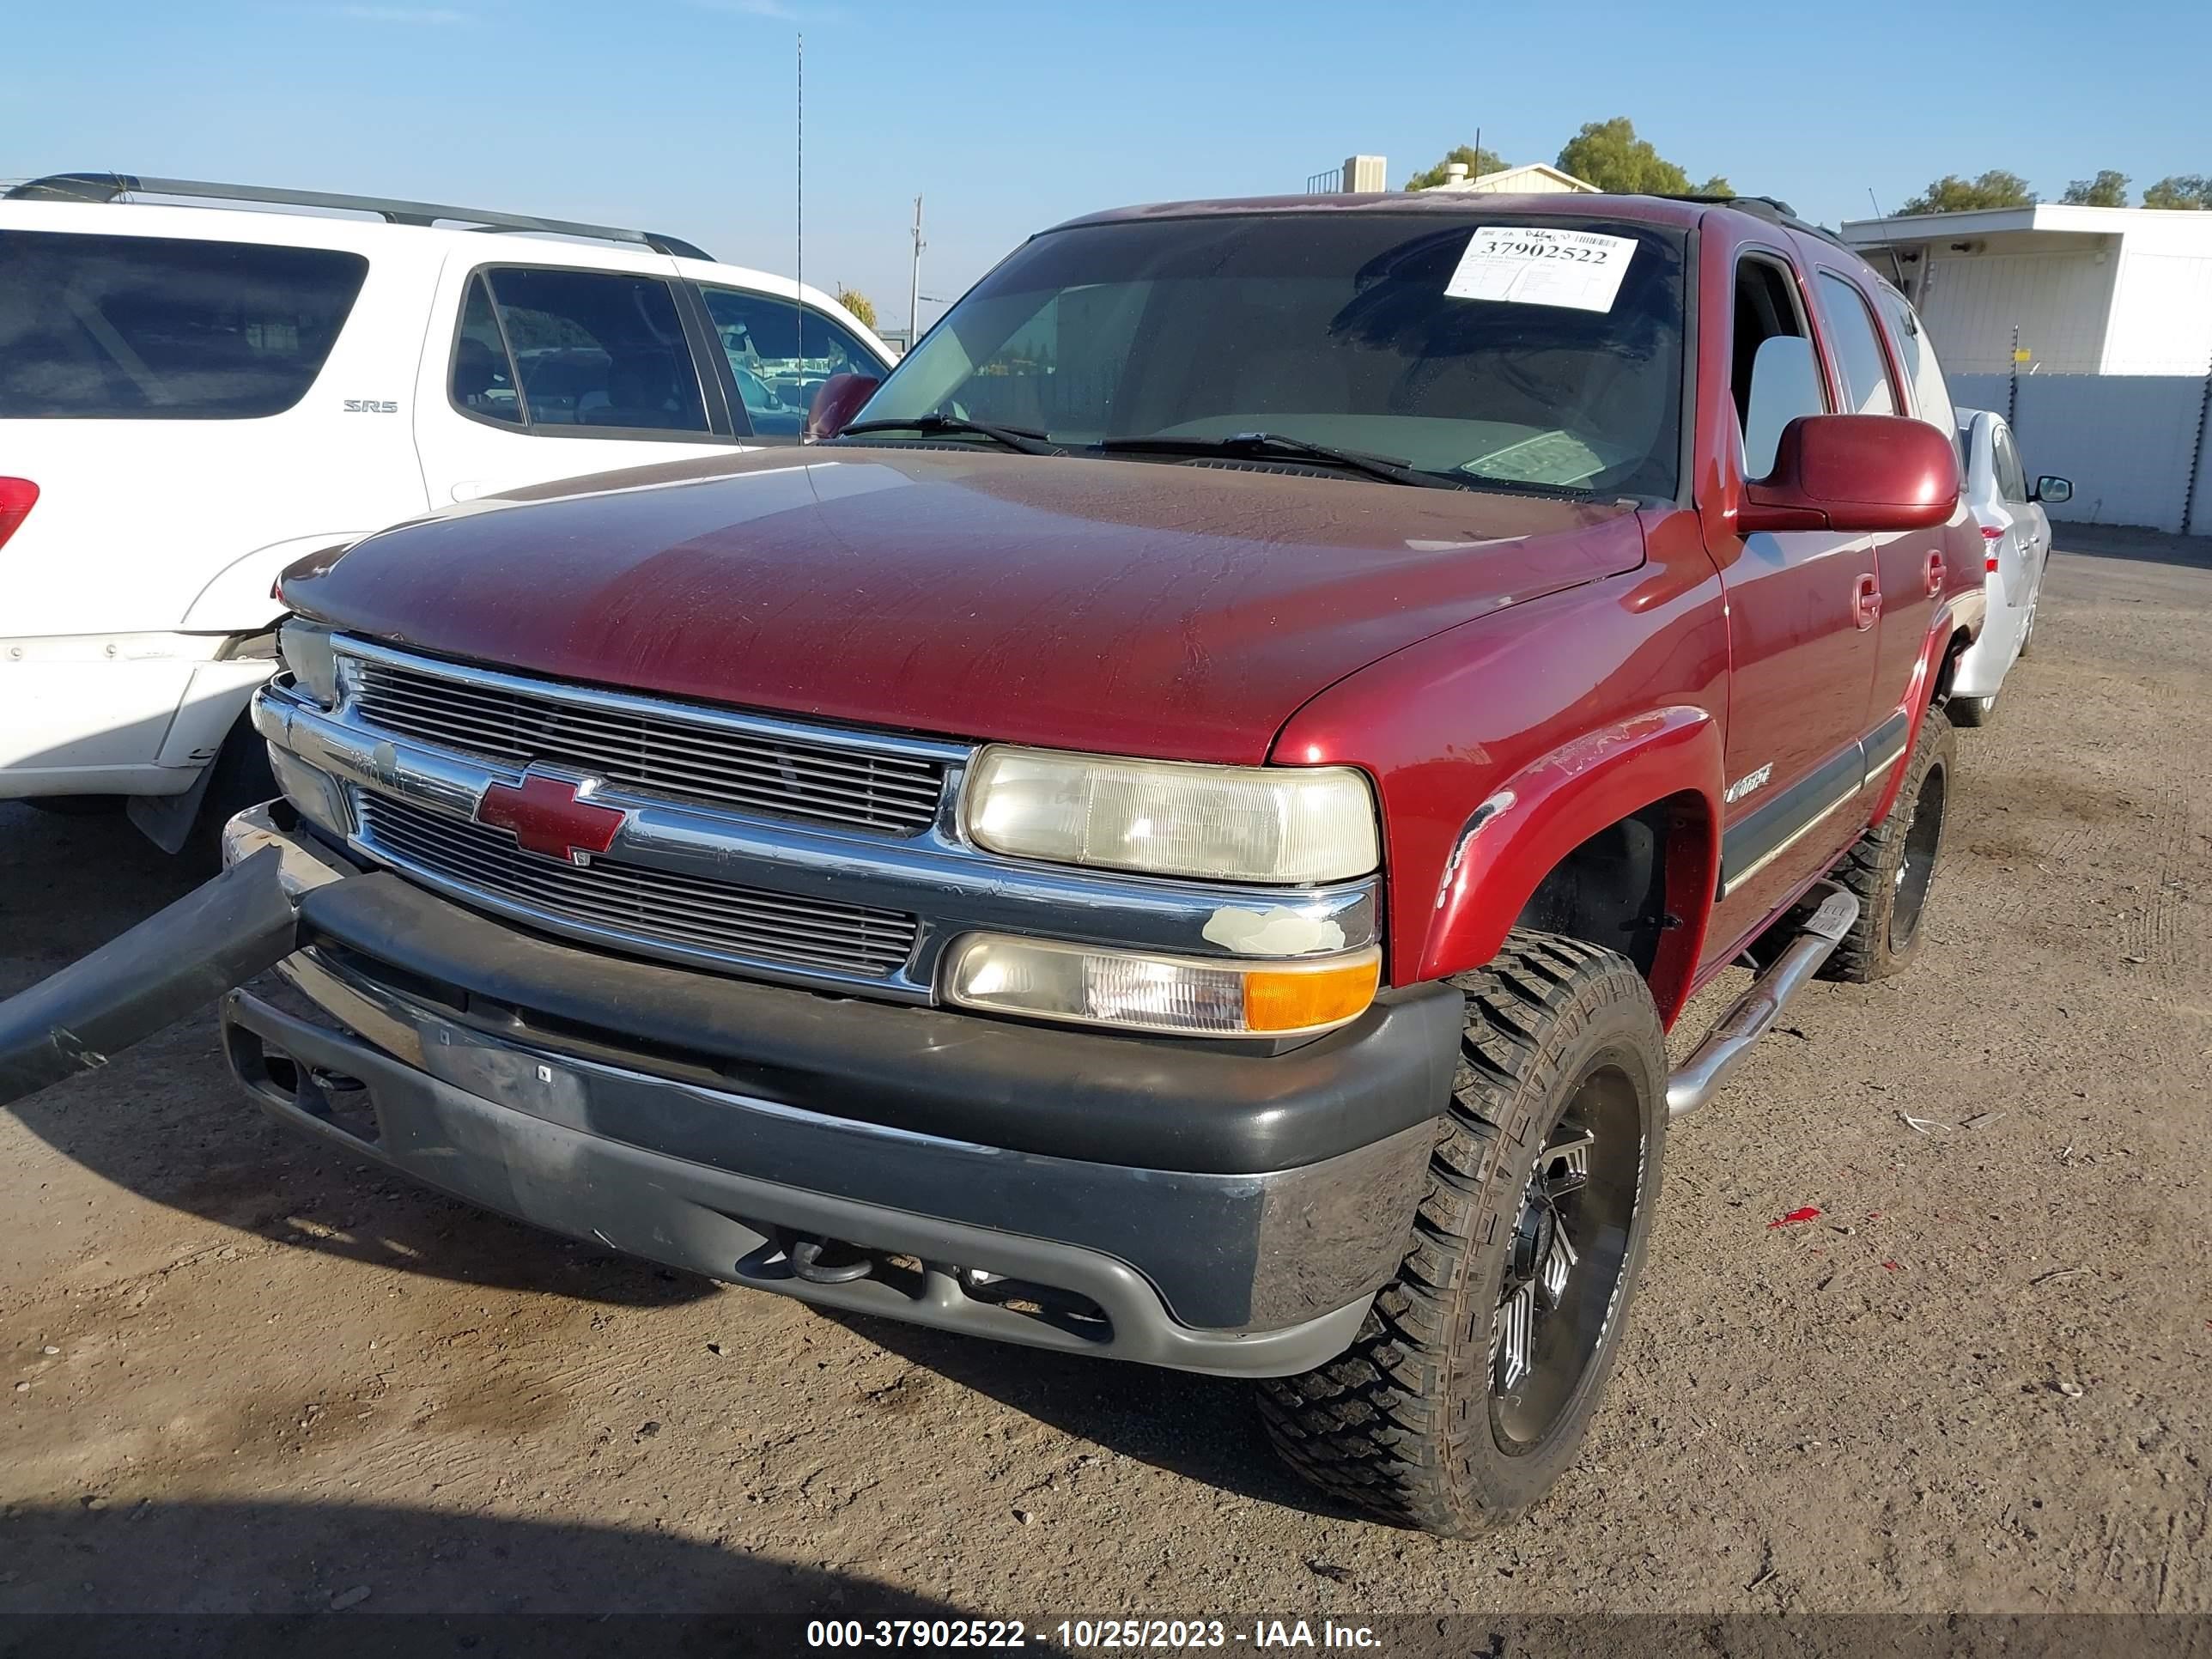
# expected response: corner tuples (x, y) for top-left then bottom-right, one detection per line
(3, 172), (717, 262)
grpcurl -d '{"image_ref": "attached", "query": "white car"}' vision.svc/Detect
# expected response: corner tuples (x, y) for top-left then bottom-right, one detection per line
(1948, 407), (2070, 727)
(0, 172), (890, 855)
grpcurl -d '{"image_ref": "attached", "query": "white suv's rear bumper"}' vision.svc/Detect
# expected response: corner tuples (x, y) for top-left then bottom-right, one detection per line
(0, 636), (270, 796)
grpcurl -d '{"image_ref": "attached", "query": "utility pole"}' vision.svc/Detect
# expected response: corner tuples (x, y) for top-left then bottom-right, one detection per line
(908, 194), (926, 345)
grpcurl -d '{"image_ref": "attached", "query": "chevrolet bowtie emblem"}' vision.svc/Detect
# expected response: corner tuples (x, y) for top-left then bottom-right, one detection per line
(474, 770), (626, 866)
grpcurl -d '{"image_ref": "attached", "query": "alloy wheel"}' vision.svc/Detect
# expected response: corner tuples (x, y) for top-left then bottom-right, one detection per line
(1490, 1062), (1644, 1449)
(1889, 757), (1948, 951)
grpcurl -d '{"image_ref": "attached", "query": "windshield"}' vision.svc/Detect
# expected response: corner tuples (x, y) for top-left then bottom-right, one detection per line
(851, 211), (1687, 495)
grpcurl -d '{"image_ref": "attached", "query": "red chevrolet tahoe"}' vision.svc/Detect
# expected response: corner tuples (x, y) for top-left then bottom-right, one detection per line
(1, 191), (1980, 1534)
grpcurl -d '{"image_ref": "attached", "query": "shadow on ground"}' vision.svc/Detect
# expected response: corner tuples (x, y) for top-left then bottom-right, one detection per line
(2051, 526), (2212, 569)
(0, 1497), (1003, 1656)
(0, 804), (711, 1309)
(822, 1310), (1372, 1524)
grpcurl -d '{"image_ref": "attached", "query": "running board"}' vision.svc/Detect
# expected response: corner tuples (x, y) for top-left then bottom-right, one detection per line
(1665, 884), (1860, 1119)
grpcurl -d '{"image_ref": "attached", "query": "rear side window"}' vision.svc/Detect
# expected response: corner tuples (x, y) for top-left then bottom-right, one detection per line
(1993, 424), (2029, 501)
(0, 229), (367, 419)
(452, 266), (710, 435)
(1814, 273), (1899, 416)
(1876, 289), (1959, 443)
(697, 286), (881, 435)
(453, 276), (523, 425)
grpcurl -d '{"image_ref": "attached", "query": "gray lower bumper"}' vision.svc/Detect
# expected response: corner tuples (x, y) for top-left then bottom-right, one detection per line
(223, 958), (1429, 1377)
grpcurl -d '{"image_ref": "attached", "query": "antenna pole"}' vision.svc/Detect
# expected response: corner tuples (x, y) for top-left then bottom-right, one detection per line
(908, 193), (925, 344)
(796, 33), (805, 365)
(1866, 185), (1907, 289)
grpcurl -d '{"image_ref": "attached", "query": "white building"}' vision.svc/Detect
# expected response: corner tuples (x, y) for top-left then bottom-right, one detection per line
(1839, 204), (2212, 375)
(1419, 161), (1597, 197)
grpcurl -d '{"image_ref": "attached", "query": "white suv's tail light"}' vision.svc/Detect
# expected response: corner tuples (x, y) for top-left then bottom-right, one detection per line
(0, 478), (39, 554)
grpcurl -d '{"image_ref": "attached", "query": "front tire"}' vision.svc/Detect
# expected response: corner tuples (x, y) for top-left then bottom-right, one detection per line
(1259, 933), (1667, 1535)
(1821, 706), (1954, 981)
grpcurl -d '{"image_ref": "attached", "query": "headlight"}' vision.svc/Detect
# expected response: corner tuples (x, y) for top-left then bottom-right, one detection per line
(276, 618), (341, 708)
(944, 933), (1380, 1037)
(963, 746), (1378, 884)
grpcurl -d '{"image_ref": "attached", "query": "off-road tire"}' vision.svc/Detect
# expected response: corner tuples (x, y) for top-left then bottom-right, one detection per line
(1821, 706), (1954, 982)
(1257, 933), (1667, 1536)
(1948, 692), (1995, 728)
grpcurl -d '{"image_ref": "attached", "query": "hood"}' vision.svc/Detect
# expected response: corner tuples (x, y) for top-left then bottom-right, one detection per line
(284, 448), (1644, 765)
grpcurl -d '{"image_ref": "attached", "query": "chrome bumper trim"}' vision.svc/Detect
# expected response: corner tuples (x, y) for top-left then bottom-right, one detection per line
(218, 802), (353, 895)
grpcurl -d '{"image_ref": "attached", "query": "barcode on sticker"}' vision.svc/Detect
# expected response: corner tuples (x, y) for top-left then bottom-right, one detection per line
(1444, 226), (1638, 313)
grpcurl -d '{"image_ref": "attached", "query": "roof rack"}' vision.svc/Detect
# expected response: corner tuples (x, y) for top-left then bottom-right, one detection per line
(3, 173), (715, 262)
(1657, 191), (1852, 253)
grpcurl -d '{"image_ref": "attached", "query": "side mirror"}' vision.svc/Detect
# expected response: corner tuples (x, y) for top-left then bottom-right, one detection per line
(1740, 414), (1960, 536)
(2033, 474), (2073, 505)
(804, 372), (879, 442)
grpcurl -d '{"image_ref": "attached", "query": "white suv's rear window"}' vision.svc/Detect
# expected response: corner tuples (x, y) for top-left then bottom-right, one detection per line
(0, 229), (368, 419)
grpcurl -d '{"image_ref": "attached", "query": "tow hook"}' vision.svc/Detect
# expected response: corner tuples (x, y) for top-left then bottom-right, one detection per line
(781, 1231), (873, 1285)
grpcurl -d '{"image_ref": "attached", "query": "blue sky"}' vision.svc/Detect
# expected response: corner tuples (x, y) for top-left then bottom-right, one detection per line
(8, 0), (2208, 333)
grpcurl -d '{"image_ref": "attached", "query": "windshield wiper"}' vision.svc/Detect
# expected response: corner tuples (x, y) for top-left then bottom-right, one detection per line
(1094, 430), (1470, 490)
(836, 415), (1061, 456)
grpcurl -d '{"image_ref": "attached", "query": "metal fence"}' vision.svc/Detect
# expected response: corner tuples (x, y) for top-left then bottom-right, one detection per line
(1952, 371), (2212, 538)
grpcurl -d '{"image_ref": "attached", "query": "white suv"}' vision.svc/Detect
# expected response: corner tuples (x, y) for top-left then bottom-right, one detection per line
(0, 172), (890, 855)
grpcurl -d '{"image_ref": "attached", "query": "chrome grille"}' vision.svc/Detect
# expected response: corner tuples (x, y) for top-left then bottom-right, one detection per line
(355, 793), (921, 979)
(344, 653), (947, 836)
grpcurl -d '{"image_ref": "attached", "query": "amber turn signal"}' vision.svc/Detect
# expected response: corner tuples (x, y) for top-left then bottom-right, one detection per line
(1243, 955), (1383, 1033)
(943, 935), (1382, 1038)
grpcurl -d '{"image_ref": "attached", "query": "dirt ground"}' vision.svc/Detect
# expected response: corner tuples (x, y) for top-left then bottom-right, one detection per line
(3, 529), (2208, 1628)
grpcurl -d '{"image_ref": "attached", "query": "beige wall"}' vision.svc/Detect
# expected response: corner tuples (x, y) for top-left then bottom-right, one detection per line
(1915, 246), (2120, 374)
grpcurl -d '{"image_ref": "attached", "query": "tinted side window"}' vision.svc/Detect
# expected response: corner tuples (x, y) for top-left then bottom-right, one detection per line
(453, 276), (523, 425)
(474, 268), (708, 434)
(1731, 256), (1827, 481)
(0, 229), (367, 419)
(698, 288), (879, 434)
(1814, 273), (1899, 416)
(1877, 289), (1959, 443)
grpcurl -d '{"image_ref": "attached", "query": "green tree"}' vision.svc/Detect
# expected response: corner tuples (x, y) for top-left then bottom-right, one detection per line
(1554, 118), (1730, 198)
(1898, 171), (2037, 214)
(1402, 143), (1506, 191)
(2061, 170), (2130, 206)
(835, 287), (878, 329)
(2142, 173), (2212, 210)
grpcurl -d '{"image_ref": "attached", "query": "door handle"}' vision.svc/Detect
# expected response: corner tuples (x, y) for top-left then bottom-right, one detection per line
(1853, 573), (1881, 629)
(1924, 550), (1947, 597)
(449, 480), (489, 503)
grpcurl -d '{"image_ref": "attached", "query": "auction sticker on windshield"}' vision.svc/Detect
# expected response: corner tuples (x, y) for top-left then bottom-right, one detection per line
(1444, 226), (1638, 313)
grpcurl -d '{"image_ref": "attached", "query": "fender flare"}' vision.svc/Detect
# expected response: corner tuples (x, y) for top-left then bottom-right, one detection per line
(1869, 605), (1964, 823)
(1414, 705), (1723, 1010)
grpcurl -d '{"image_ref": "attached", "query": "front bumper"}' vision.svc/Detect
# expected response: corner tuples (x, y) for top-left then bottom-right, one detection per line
(218, 811), (1455, 1376)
